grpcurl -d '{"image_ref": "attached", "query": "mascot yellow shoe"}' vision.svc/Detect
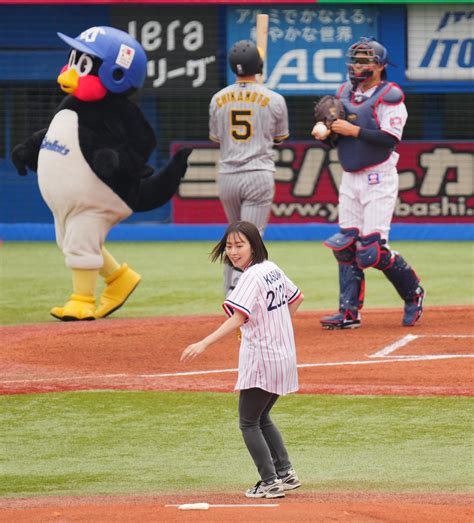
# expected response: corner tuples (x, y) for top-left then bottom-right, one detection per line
(95, 263), (141, 319)
(50, 294), (96, 321)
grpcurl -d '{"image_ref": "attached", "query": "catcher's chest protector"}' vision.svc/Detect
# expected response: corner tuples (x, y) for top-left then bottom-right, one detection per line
(337, 81), (398, 172)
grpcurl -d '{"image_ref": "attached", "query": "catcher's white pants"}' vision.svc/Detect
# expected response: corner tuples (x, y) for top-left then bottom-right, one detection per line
(338, 164), (399, 240)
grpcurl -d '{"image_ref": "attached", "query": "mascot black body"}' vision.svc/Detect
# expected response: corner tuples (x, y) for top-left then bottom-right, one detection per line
(12, 26), (191, 321)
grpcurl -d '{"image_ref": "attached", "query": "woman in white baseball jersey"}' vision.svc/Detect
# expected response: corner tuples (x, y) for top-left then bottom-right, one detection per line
(209, 40), (289, 297)
(181, 221), (303, 499)
(312, 37), (424, 330)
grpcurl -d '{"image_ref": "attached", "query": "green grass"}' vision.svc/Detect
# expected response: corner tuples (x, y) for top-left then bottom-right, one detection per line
(1, 241), (472, 501)
(0, 241), (473, 325)
(1, 391), (472, 497)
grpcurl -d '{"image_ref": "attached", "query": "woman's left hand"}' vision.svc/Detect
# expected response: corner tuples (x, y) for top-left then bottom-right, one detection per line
(181, 341), (207, 362)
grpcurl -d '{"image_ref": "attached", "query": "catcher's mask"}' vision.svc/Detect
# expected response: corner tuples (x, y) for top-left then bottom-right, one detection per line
(57, 26), (147, 94)
(346, 37), (390, 87)
(229, 40), (263, 76)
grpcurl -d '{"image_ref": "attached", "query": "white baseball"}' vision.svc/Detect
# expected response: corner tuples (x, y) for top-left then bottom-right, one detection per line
(312, 122), (330, 140)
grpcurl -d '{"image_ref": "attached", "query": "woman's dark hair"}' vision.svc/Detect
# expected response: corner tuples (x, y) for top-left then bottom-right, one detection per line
(210, 221), (268, 266)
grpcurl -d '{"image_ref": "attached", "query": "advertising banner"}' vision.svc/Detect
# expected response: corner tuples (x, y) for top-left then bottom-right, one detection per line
(406, 4), (474, 81)
(0, 5), (109, 80)
(112, 6), (219, 93)
(227, 5), (378, 94)
(0, 5), (219, 88)
(172, 141), (474, 224)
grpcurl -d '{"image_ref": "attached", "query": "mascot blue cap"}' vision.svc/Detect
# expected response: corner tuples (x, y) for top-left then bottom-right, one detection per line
(57, 26), (147, 94)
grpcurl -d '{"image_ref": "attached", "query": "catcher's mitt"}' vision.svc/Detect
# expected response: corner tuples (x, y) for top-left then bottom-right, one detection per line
(313, 96), (345, 127)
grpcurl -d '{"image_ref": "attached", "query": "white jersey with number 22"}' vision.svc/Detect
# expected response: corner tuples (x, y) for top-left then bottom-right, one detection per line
(223, 260), (301, 396)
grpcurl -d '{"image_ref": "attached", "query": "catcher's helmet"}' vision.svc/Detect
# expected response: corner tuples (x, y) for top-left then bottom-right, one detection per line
(229, 40), (263, 76)
(347, 37), (389, 66)
(346, 37), (389, 86)
(57, 26), (147, 94)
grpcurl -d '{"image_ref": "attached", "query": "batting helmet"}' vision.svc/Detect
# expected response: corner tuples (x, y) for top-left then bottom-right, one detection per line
(229, 40), (263, 76)
(57, 26), (147, 94)
(346, 37), (390, 86)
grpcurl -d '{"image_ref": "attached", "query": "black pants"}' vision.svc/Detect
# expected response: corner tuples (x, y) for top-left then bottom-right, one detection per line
(239, 387), (292, 483)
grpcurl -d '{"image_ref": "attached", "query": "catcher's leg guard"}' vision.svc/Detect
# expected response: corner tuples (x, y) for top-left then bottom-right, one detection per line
(95, 263), (141, 319)
(381, 252), (424, 326)
(320, 262), (365, 329)
(50, 294), (96, 321)
(321, 228), (365, 329)
(356, 234), (424, 326)
(402, 287), (425, 327)
(355, 232), (385, 269)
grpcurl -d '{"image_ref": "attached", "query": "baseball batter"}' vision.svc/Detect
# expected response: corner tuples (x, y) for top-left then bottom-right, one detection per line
(209, 40), (289, 296)
(181, 221), (303, 499)
(312, 37), (424, 329)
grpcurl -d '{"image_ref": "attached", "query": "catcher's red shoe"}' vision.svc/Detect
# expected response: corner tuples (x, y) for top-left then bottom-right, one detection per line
(320, 310), (361, 330)
(403, 286), (425, 326)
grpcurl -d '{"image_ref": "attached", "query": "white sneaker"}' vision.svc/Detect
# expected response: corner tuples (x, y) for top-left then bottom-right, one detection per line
(279, 468), (301, 491)
(245, 478), (285, 498)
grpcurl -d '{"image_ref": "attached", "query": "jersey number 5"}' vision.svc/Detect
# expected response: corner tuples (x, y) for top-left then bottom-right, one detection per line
(231, 109), (253, 141)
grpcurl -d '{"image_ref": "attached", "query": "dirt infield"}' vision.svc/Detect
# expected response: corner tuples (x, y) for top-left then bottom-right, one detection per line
(0, 305), (473, 521)
(2, 492), (473, 522)
(0, 306), (472, 396)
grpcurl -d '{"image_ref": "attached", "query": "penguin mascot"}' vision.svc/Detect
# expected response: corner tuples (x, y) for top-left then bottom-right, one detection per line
(11, 26), (192, 321)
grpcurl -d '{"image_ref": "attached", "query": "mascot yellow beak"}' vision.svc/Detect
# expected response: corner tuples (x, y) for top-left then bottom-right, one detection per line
(57, 68), (79, 94)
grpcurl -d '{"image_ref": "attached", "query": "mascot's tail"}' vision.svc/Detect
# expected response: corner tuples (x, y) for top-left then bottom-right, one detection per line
(133, 148), (192, 212)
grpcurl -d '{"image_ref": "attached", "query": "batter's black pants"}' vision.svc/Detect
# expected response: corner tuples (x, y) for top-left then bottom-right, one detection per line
(238, 387), (292, 484)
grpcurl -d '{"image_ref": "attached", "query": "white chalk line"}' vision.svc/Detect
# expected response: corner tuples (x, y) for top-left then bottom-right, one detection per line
(1, 333), (472, 386)
(370, 333), (474, 359)
(1, 355), (473, 385)
(370, 334), (419, 358)
(165, 503), (279, 508)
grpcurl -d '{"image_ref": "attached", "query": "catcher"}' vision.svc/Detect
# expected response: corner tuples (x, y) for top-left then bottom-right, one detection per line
(312, 37), (424, 329)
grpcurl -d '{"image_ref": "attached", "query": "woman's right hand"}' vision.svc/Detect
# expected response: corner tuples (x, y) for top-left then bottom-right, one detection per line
(180, 341), (207, 362)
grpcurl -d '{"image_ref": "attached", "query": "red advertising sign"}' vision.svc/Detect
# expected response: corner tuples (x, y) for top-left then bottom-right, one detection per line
(172, 141), (474, 224)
